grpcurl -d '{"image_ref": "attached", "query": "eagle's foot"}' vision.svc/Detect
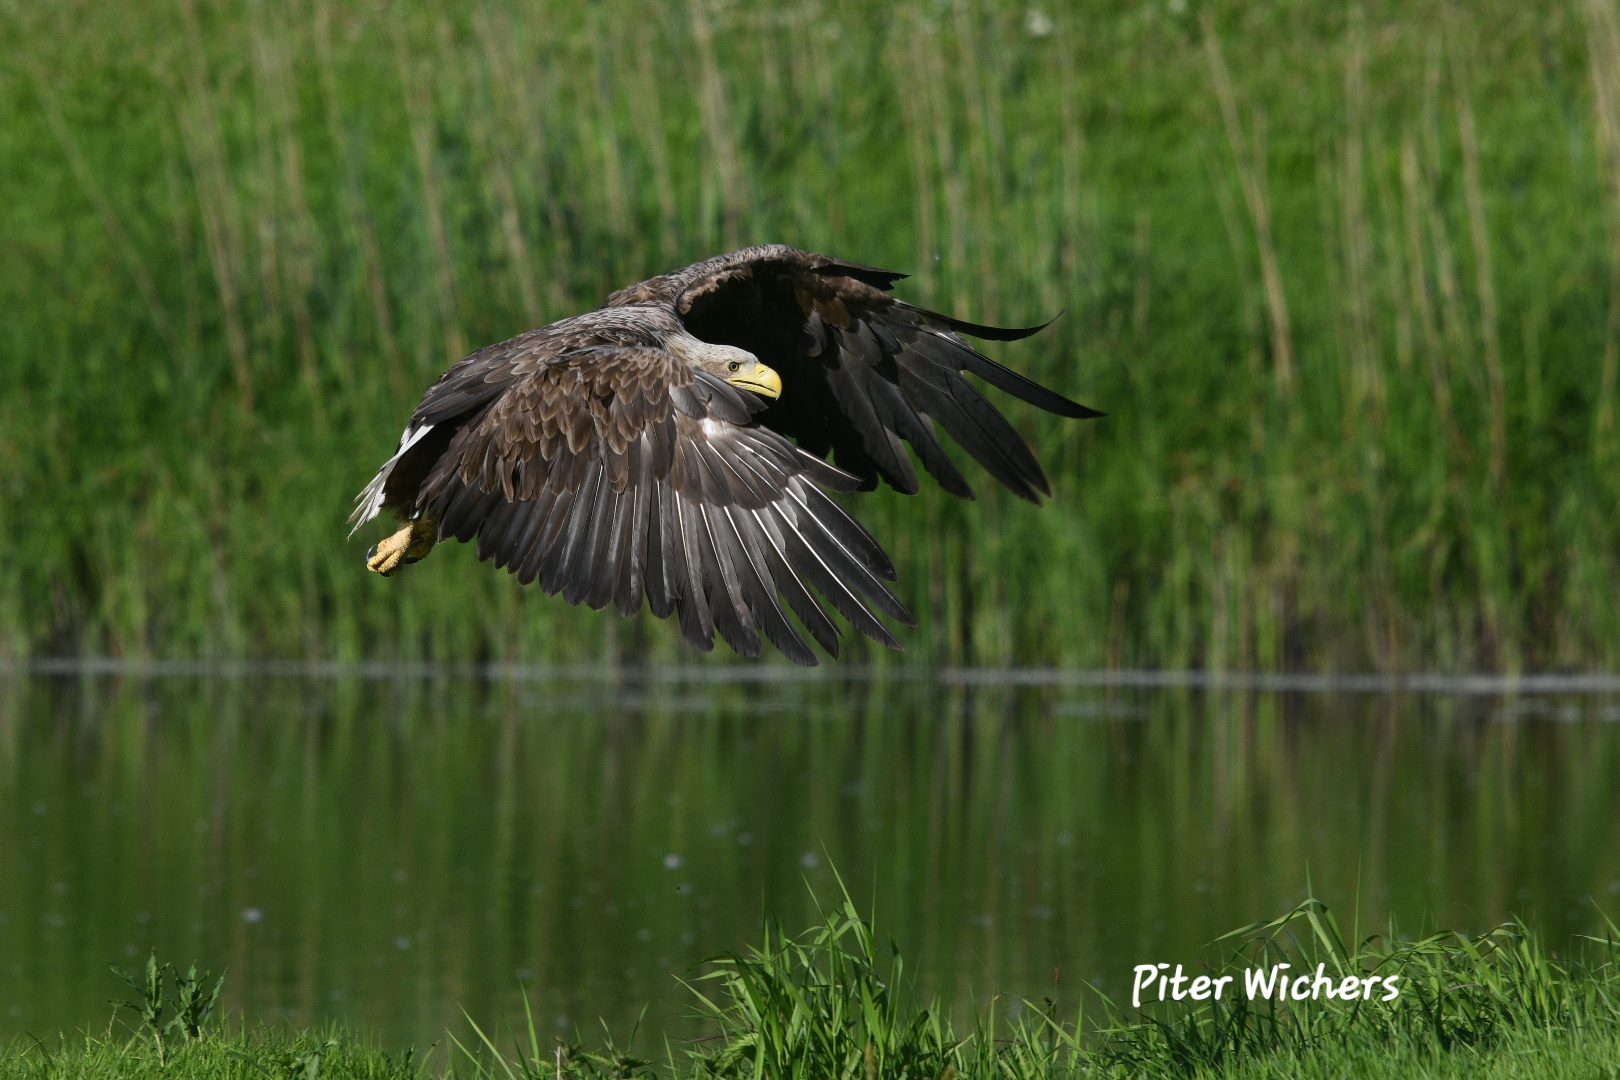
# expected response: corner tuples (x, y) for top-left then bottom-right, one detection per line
(366, 517), (438, 577)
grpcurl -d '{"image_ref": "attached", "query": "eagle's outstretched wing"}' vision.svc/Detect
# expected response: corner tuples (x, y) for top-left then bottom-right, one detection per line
(412, 345), (913, 664)
(617, 244), (1101, 501)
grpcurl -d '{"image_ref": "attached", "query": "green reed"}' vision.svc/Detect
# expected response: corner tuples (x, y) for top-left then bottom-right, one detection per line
(4, 0), (1619, 668)
(6, 893), (1618, 1078)
(0, 1024), (425, 1079)
(418, 893), (1620, 1079)
(6, 893), (1613, 1075)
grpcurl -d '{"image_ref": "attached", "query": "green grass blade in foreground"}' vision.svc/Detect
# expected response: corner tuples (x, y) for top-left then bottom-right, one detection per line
(450, 890), (1620, 1079)
(8, 893), (1620, 1078)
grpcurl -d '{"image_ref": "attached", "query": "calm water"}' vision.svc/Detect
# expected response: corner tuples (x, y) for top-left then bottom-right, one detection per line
(2, 670), (1619, 1051)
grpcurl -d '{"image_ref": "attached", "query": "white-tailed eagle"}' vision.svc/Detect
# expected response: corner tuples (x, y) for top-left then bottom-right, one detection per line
(351, 244), (1100, 664)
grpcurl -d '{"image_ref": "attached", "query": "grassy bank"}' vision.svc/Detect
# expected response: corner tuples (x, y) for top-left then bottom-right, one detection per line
(5, 0), (1620, 668)
(10, 1026), (1620, 1080)
(6, 896), (1620, 1079)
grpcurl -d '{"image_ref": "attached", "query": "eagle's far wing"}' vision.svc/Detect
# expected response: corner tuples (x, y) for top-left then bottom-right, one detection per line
(415, 345), (913, 665)
(671, 245), (1101, 502)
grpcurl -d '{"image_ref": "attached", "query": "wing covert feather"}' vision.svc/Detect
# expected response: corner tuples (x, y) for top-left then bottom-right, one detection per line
(669, 244), (1101, 502)
(414, 345), (909, 664)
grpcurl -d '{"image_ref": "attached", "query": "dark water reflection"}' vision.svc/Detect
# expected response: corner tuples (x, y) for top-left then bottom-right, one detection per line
(2, 673), (1618, 1050)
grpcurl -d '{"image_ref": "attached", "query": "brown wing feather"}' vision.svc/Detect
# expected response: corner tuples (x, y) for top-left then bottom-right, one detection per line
(413, 345), (911, 664)
(666, 244), (1101, 502)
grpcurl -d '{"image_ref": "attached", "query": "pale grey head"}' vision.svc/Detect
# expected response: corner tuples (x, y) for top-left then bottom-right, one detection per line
(664, 332), (782, 399)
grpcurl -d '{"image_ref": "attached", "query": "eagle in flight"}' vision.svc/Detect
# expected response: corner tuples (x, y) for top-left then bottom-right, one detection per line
(351, 244), (1100, 664)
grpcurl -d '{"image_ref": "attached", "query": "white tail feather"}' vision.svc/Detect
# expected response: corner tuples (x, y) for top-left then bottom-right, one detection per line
(347, 423), (436, 535)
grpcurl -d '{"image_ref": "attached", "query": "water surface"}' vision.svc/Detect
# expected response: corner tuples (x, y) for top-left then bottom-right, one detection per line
(2, 670), (1617, 1050)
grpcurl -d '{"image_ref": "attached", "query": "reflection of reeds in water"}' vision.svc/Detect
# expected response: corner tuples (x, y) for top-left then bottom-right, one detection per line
(2, 676), (1618, 1050)
(7, 0), (1620, 669)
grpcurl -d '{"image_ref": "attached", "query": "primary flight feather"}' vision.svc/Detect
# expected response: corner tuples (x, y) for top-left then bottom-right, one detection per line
(351, 244), (1101, 664)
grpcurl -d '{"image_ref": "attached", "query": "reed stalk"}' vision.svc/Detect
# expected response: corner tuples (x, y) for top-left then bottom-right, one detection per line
(312, 0), (406, 405)
(1203, 14), (1296, 402)
(253, 7), (326, 432)
(176, 0), (255, 418)
(5, 0), (1620, 669)
(395, 21), (464, 365)
(687, 0), (747, 250)
(466, 9), (544, 329)
(1452, 53), (1506, 491)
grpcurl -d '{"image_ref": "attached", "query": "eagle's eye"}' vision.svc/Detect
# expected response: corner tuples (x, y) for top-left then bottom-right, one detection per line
(727, 360), (742, 372)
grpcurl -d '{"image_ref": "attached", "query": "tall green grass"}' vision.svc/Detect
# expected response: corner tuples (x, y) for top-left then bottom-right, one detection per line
(7, 894), (1620, 1078)
(453, 894), (1620, 1079)
(4, 0), (1620, 668)
(0, 1024), (425, 1079)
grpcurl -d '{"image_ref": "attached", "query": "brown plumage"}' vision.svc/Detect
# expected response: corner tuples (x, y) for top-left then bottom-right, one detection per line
(351, 244), (1101, 664)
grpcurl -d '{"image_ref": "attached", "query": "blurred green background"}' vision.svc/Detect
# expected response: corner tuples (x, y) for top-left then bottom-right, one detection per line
(5, 0), (1620, 670)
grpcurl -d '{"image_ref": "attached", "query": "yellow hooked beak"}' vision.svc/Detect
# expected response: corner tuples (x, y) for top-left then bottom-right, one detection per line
(727, 361), (783, 400)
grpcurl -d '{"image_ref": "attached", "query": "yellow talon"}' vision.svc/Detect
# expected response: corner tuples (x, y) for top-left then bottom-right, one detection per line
(366, 516), (438, 576)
